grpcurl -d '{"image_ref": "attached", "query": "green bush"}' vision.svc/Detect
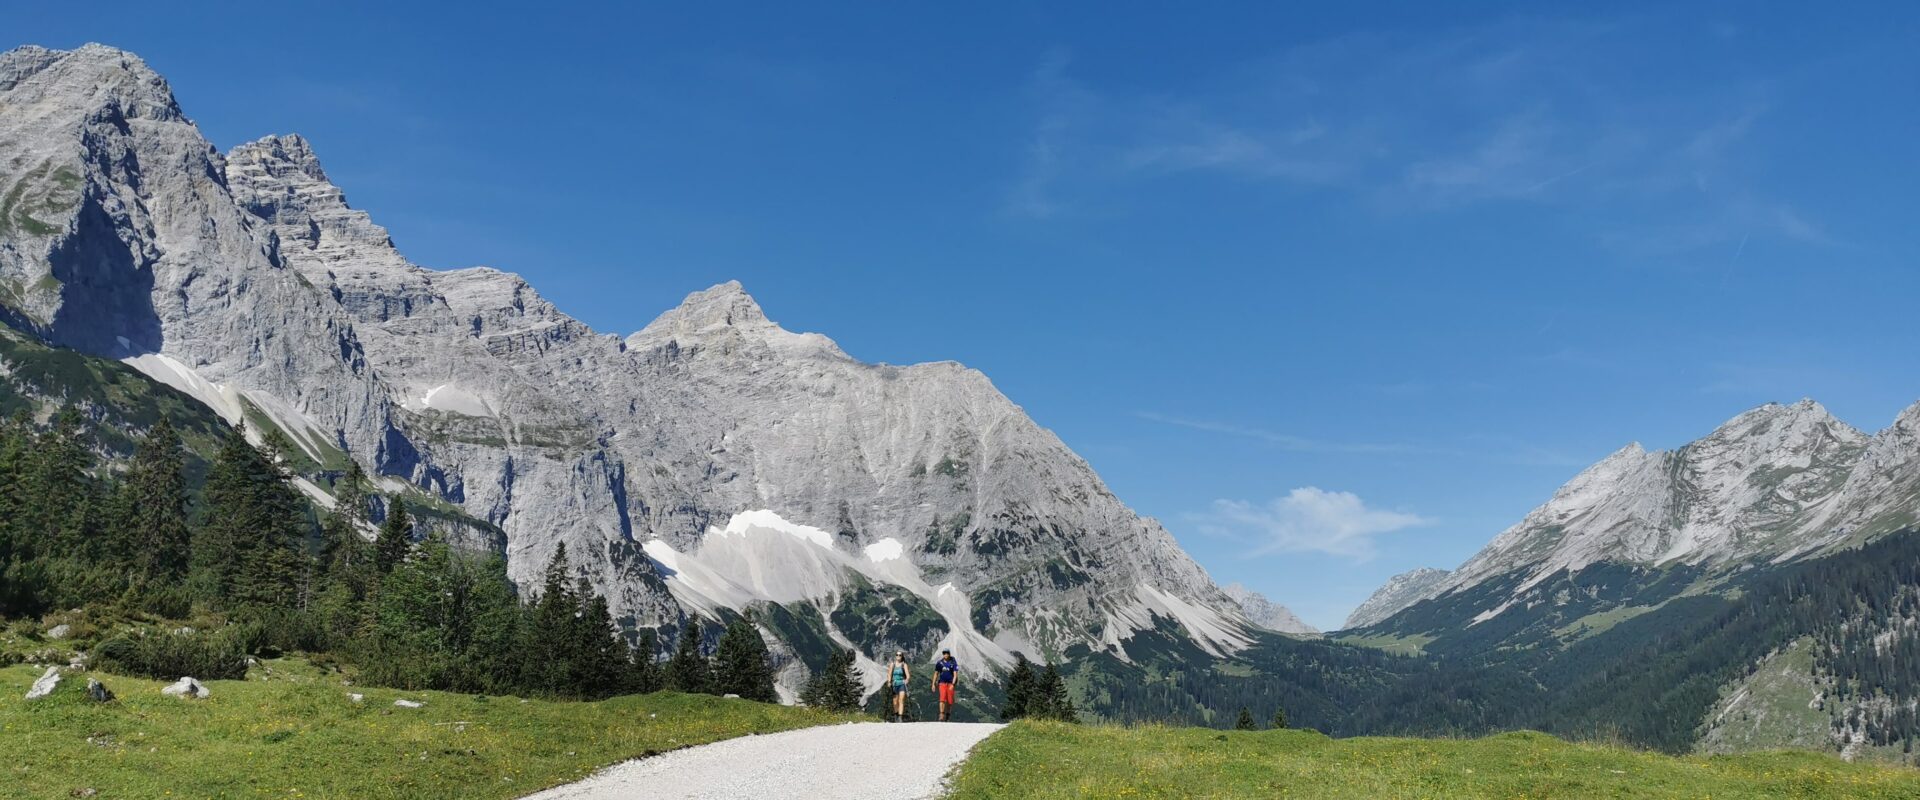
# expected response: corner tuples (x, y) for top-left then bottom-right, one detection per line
(94, 628), (249, 680)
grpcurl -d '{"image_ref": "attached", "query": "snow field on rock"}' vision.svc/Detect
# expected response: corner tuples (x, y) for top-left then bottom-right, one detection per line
(643, 509), (1016, 696)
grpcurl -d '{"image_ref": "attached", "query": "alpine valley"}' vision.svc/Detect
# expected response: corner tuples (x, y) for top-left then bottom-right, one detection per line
(7, 43), (1920, 760)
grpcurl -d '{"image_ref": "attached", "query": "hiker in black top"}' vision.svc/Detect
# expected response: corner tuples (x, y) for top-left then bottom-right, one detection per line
(932, 648), (959, 721)
(889, 650), (911, 722)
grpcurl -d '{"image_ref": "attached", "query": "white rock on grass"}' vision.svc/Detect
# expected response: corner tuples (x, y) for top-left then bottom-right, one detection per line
(161, 677), (209, 699)
(46, 624), (71, 640)
(24, 666), (61, 700)
(394, 699), (423, 708)
(348, 693), (364, 703)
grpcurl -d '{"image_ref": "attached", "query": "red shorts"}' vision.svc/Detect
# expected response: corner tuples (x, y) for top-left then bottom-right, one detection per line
(938, 683), (955, 704)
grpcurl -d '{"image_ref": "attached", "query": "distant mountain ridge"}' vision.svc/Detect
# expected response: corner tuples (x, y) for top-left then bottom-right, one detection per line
(1343, 567), (1449, 630)
(1353, 398), (1920, 632)
(1221, 583), (1318, 635)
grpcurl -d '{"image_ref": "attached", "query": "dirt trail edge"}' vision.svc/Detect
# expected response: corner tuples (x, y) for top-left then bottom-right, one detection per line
(522, 721), (1005, 800)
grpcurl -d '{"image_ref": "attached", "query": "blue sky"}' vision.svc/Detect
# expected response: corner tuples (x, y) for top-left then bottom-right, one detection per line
(16, 2), (1920, 629)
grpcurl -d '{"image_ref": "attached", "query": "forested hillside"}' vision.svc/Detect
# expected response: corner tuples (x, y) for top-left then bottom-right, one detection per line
(0, 329), (790, 705)
(1340, 532), (1920, 756)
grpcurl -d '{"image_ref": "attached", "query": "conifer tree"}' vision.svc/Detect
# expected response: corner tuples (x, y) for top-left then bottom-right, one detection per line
(193, 424), (305, 608)
(1272, 707), (1288, 730)
(666, 621), (712, 694)
(801, 648), (863, 712)
(1001, 653), (1037, 721)
(519, 544), (579, 694)
(0, 412), (30, 565)
(712, 617), (777, 702)
(374, 497), (414, 575)
(320, 462), (371, 578)
(1037, 663), (1077, 723)
(462, 555), (525, 694)
(569, 578), (628, 696)
(32, 407), (96, 559)
(626, 631), (663, 694)
(1235, 707), (1257, 730)
(114, 418), (190, 580)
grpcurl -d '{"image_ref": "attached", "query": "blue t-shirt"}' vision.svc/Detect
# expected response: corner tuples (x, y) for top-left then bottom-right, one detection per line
(935, 657), (958, 684)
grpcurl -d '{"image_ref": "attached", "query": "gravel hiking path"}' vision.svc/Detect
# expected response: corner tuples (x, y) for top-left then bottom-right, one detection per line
(521, 721), (1005, 800)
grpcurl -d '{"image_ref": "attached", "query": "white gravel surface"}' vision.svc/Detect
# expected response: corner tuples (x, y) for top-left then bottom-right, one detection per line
(521, 721), (1005, 800)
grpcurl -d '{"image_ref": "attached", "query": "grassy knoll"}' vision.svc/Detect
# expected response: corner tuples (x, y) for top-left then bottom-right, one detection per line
(0, 661), (855, 799)
(947, 721), (1920, 799)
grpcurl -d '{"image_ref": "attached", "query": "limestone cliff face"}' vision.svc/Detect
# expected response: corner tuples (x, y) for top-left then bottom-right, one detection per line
(1, 44), (1272, 687)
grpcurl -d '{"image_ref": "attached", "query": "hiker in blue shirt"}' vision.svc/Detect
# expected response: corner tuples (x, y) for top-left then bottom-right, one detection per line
(932, 648), (959, 721)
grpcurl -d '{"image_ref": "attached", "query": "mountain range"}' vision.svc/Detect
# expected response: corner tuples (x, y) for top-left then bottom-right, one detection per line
(9, 43), (1920, 756)
(1349, 398), (1920, 635)
(0, 43), (1275, 704)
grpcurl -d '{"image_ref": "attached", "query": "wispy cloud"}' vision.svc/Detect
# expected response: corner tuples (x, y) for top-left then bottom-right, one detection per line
(1003, 15), (1836, 256)
(1136, 411), (1585, 467)
(1133, 411), (1416, 454)
(1007, 48), (1090, 219)
(1191, 487), (1430, 560)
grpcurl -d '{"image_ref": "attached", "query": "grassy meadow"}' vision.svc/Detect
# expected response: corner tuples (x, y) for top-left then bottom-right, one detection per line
(0, 660), (855, 799)
(946, 721), (1920, 799)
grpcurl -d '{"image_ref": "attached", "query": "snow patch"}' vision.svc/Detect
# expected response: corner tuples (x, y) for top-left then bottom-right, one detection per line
(641, 509), (1017, 680)
(408, 383), (495, 417)
(714, 509), (835, 549)
(864, 538), (904, 562)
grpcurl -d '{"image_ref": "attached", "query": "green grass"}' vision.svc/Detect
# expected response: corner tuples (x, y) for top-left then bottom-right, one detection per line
(1697, 637), (1876, 761)
(1554, 603), (1665, 641)
(0, 661), (857, 798)
(947, 722), (1920, 799)
(1335, 632), (1435, 656)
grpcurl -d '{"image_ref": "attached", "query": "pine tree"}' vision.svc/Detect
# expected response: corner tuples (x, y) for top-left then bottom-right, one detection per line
(321, 462), (371, 578)
(0, 412), (30, 565)
(31, 407), (97, 559)
(519, 544), (579, 694)
(374, 497), (414, 575)
(626, 631), (663, 694)
(1272, 707), (1288, 730)
(1235, 707), (1257, 730)
(114, 418), (191, 580)
(193, 424), (305, 608)
(712, 617), (777, 702)
(569, 578), (628, 697)
(801, 649), (863, 712)
(462, 555), (525, 695)
(1001, 653), (1037, 721)
(1037, 663), (1077, 723)
(666, 621), (712, 694)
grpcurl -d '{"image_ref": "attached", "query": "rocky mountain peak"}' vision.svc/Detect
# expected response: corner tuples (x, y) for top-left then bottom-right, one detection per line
(0, 43), (183, 123)
(1698, 399), (1864, 450)
(1343, 566), (1451, 630)
(230, 134), (329, 182)
(2, 43), (1289, 700)
(226, 133), (400, 261)
(1220, 583), (1318, 636)
(627, 281), (847, 359)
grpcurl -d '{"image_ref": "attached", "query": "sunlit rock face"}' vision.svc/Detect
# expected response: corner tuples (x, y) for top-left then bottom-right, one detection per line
(1, 44), (1276, 695)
